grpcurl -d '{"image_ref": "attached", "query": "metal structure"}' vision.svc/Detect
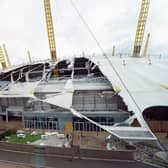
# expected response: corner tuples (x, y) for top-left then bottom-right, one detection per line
(0, 46), (7, 70)
(44, 0), (57, 62)
(0, 54), (168, 142)
(0, 1), (167, 145)
(112, 46), (115, 56)
(143, 33), (150, 57)
(3, 44), (11, 67)
(27, 51), (32, 63)
(133, 0), (150, 57)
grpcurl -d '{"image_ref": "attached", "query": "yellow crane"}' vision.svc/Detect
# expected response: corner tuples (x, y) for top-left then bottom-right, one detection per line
(44, 0), (57, 62)
(143, 33), (150, 57)
(133, 0), (150, 57)
(3, 43), (11, 67)
(0, 46), (7, 70)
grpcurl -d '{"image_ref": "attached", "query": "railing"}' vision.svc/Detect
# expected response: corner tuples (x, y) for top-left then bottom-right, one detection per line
(24, 120), (58, 130)
(72, 104), (118, 112)
(73, 121), (114, 132)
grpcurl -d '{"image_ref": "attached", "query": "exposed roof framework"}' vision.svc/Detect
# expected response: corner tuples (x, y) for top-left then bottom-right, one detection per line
(0, 55), (167, 143)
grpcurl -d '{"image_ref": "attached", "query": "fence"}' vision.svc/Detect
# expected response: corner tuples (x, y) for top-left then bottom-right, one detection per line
(24, 120), (58, 130)
(73, 121), (114, 132)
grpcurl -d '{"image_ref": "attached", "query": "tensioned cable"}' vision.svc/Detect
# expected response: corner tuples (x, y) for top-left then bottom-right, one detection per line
(69, 0), (143, 115)
(54, 0), (74, 48)
(70, 0), (105, 55)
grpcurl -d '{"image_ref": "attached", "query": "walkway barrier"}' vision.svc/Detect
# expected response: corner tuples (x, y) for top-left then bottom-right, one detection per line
(0, 142), (135, 161)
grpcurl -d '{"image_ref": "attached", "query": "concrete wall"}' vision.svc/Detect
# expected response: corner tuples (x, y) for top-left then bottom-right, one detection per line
(0, 142), (135, 161)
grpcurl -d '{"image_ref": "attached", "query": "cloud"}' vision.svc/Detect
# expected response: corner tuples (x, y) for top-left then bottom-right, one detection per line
(0, 0), (167, 65)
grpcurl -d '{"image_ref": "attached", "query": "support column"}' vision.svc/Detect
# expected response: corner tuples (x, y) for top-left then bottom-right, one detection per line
(6, 110), (8, 122)
(22, 114), (25, 128)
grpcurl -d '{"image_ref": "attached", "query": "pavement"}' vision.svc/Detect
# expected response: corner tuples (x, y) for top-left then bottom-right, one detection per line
(0, 161), (32, 168)
(31, 134), (70, 147)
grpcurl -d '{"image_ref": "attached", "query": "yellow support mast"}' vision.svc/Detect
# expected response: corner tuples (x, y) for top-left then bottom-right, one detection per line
(44, 0), (57, 62)
(27, 51), (32, 63)
(0, 46), (7, 70)
(133, 0), (150, 57)
(143, 33), (150, 57)
(112, 45), (115, 56)
(3, 44), (11, 67)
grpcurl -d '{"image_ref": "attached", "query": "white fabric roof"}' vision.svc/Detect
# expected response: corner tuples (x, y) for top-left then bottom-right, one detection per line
(0, 82), (39, 98)
(90, 55), (168, 128)
(42, 79), (74, 109)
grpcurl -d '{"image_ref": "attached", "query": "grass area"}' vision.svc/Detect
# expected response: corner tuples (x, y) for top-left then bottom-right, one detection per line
(7, 133), (42, 144)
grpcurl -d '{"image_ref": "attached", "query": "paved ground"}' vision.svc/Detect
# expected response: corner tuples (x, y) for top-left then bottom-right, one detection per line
(31, 134), (70, 147)
(0, 160), (158, 168)
(0, 149), (158, 168)
(0, 161), (32, 168)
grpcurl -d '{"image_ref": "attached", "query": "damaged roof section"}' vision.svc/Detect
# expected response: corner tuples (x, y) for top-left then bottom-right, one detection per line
(0, 55), (167, 142)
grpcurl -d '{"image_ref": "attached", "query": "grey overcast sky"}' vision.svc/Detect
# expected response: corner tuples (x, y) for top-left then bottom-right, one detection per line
(0, 0), (167, 65)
